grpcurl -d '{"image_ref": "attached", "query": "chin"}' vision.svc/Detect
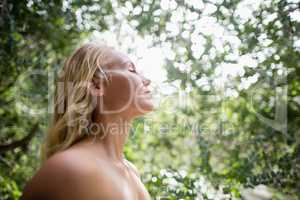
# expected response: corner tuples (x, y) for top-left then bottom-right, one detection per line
(142, 103), (154, 113)
(134, 99), (154, 116)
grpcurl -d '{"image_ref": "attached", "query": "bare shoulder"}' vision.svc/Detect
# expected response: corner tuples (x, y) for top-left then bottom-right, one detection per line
(125, 159), (141, 178)
(21, 150), (110, 200)
(41, 149), (95, 174)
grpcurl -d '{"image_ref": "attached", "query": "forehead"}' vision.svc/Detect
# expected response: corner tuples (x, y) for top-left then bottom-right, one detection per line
(102, 49), (132, 69)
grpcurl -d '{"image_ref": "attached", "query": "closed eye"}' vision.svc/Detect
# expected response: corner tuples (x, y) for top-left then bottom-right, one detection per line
(127, 62), (137, 73)
(129, 68), (137, 73)
(122, 60), (140, 75)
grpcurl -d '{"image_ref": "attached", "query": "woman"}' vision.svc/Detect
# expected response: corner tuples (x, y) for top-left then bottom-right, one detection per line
(21, 42), (153, 200)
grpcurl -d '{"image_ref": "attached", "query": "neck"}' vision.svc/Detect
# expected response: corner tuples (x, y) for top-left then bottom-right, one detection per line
(88, 114), (132, 162)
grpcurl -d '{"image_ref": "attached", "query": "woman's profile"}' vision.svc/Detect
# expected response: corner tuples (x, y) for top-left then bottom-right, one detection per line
(21, 42), (153, 200)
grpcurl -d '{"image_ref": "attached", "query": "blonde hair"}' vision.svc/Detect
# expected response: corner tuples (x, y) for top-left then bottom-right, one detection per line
(41, 42), (112, 161)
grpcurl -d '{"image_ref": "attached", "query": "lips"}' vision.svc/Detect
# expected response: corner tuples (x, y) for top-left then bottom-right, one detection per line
(140, 85), (151, 94)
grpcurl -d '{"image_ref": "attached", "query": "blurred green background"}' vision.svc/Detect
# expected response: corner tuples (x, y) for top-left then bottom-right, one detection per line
(0, 0), (299, 199)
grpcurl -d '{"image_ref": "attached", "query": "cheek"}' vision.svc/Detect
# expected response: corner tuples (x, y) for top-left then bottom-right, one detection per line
(102, 73), (140, 112)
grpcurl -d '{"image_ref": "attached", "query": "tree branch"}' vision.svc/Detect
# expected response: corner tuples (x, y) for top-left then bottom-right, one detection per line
(0, 123), (39, 154)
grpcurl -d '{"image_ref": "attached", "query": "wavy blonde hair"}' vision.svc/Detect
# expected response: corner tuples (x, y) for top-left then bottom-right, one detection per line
(41, 42), (112, 161)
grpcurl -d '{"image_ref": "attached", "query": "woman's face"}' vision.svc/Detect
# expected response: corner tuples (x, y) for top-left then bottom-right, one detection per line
(95, 49), (154, 119)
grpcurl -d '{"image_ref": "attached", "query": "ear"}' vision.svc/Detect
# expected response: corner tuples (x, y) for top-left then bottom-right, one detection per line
(88, 77), (104, 96)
